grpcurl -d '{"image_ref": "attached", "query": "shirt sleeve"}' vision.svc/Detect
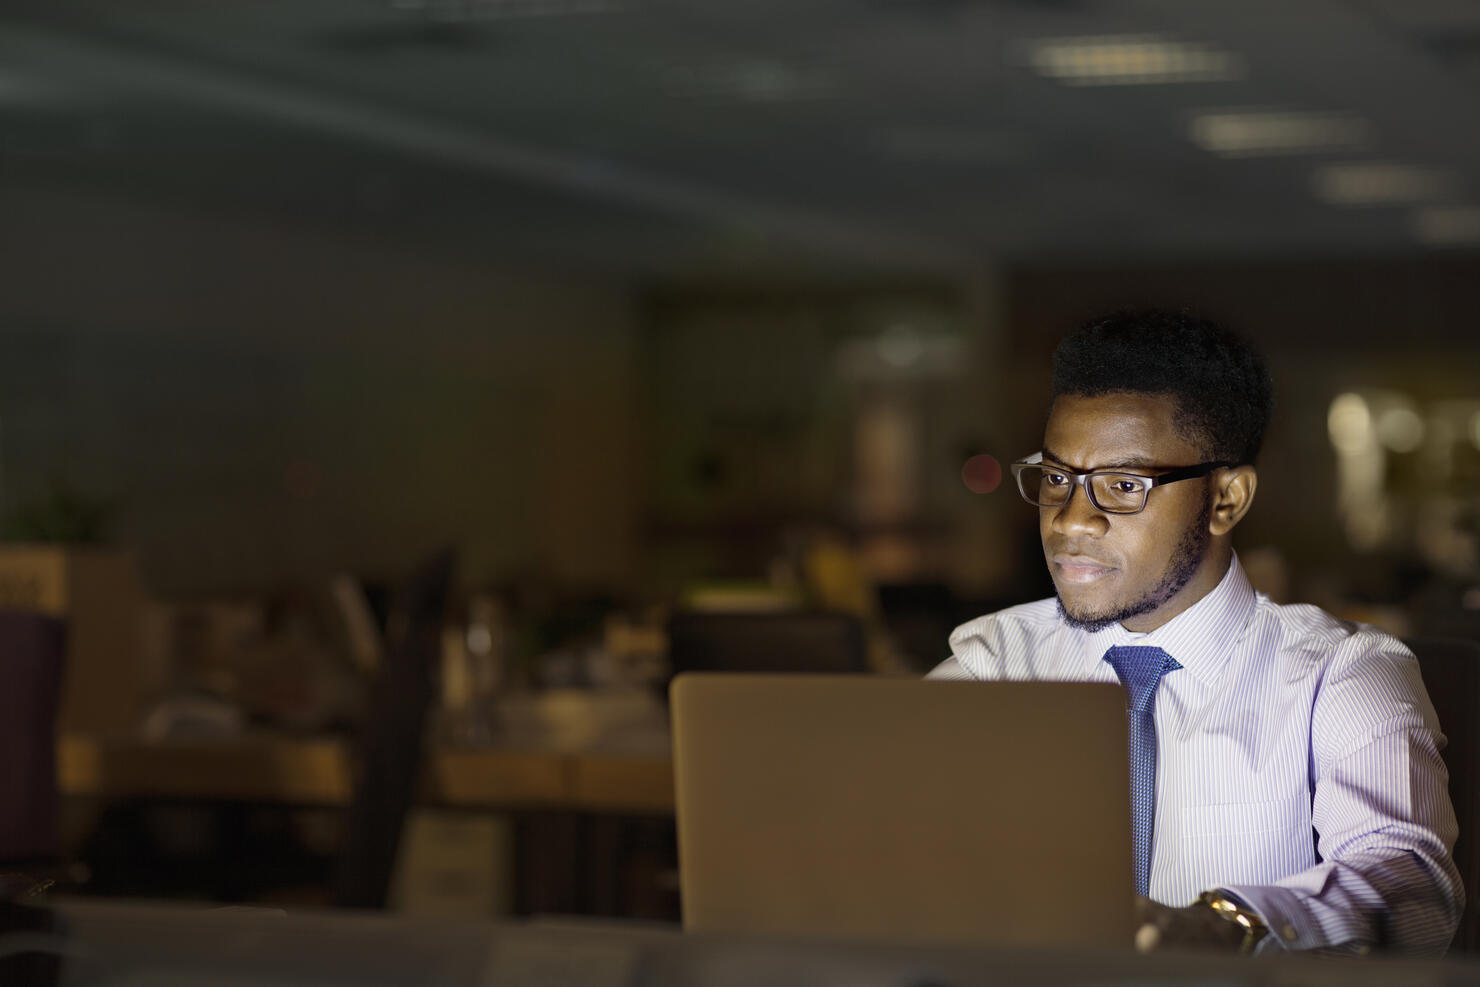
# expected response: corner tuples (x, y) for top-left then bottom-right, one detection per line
(925, 656), (974, 680)
(1221, 640), (1464, 956)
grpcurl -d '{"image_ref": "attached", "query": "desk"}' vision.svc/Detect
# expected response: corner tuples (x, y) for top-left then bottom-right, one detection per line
(42, 900), (1480, 986)
(58, 735), (676, 814)
(58, 734), (679, 915)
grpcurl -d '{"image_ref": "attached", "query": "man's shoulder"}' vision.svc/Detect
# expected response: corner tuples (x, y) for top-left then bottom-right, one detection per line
(1250, 599), (1436, 763)
(1248, 596), (1415, 676)
(942, 598), (1066, 680)
(950, 598), (1062, 645)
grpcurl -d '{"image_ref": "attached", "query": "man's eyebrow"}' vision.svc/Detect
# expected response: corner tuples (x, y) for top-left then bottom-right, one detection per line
(1041, 447), (1161, 472)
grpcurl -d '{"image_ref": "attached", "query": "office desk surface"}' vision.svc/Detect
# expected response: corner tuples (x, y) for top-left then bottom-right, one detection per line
(58, 734), (675, 813)
(44, 900), (1480, 987)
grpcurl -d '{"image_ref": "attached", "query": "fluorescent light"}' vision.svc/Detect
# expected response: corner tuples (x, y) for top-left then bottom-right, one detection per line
(1313, 163), (1460, 205)
(1020, 34), (1245, 86)
(1188, 110), (1371, 157)
(1411, 206), (1480, 245)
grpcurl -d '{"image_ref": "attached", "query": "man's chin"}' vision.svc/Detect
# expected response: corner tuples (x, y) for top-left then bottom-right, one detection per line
(1055, 595), (1124, 633)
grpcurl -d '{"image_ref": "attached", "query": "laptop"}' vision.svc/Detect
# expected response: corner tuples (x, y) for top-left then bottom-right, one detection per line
(670, 673), (1134, 949)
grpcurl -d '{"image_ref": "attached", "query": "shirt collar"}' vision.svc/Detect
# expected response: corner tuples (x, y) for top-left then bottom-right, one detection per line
(1067, 553), (1257, 686)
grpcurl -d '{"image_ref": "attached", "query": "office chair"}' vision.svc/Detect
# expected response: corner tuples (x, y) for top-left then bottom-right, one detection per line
(1407, 636), (1480, 953)
(333, 549), (455, 909)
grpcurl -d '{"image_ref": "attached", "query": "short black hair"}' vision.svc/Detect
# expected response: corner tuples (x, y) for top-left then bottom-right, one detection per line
(1050, 309), (1275, 465)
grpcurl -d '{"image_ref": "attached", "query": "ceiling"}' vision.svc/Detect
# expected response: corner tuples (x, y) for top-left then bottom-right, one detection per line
(2, 0), (1479, 275)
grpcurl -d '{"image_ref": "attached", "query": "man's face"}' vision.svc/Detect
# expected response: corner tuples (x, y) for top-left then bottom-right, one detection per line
(1039, 392), (1219, 633)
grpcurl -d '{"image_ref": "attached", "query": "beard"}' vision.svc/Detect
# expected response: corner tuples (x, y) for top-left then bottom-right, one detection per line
(1055, 499), (1213, 633)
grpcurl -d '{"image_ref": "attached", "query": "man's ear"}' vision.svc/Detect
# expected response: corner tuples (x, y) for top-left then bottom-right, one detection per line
(1209, 466), (1257, 536)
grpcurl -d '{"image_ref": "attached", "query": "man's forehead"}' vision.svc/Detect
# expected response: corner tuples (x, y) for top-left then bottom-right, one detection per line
(1042, 392), (1197, 468)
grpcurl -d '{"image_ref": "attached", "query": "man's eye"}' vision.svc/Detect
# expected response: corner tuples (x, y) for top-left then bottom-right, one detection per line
(1110, 479), (1142, 495)
(1043, 471), (1070, 486)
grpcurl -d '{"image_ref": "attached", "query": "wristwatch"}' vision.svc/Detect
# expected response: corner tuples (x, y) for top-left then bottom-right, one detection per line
(1197, 890), (1269, 954)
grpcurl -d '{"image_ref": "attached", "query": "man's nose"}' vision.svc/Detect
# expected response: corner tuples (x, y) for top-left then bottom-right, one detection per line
(1048, 479), (1109, 536)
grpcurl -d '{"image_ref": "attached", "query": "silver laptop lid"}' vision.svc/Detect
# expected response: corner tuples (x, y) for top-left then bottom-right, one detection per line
(671, 673), (1133, 948)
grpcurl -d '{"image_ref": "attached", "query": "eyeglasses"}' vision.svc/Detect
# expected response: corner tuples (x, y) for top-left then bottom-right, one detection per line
(1010, 452), (1231, 516)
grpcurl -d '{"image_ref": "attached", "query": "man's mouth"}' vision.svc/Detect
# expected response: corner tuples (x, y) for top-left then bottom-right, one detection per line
(1050, 554), (1117, 584)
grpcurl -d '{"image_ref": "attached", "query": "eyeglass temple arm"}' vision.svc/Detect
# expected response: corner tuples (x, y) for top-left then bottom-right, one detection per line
(1147, 461), (1235, 486)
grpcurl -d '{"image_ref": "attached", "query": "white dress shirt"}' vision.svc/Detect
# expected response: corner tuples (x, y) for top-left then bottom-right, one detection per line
(929, 555), (1463, 954)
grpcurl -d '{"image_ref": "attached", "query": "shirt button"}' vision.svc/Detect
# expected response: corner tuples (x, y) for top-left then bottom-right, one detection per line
(1281, 924), (1298, 942)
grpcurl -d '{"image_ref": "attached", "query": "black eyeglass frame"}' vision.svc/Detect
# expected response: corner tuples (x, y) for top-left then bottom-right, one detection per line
(1009, 452), (1234, 516)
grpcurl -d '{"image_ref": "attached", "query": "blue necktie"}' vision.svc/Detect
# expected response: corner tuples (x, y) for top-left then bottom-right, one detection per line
(1102, 645), (1181, 897)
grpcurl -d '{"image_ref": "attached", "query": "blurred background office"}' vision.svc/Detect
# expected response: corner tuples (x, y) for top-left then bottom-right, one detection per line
(1, 0), (1478, 925)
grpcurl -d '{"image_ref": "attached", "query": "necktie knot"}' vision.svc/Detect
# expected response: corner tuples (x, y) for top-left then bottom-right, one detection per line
(1103, 645), (1181, 713)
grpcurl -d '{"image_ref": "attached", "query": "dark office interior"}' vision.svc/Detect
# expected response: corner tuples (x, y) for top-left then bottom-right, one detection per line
(2, 1), (1479, 983)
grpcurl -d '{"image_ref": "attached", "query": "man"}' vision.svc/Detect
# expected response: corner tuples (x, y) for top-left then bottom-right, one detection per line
(930, 310), (1462, 955)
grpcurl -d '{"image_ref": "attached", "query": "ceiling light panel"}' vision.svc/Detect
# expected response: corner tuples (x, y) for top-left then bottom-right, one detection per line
(1410, 206), (1480, 244)
(1018, 34), (1246, 86)
(1313, 163), (1461, 205)
(1188, 110), (1372, 157)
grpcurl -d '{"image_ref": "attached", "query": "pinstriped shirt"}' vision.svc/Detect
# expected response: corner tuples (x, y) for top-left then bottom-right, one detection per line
(928, 555), (1463, 955)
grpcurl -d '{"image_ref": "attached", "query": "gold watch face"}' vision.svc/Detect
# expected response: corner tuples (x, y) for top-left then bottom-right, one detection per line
(1210, 898), (1242, 921)
(1204, 894), (1271, 955)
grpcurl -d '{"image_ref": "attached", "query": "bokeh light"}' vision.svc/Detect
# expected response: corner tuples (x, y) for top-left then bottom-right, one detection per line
(961, 454), (1002, 494)
(1327, 392), (1373, 454)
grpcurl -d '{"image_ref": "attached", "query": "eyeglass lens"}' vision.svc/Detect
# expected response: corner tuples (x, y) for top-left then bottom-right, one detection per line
(1016, 465), (1148, 514)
